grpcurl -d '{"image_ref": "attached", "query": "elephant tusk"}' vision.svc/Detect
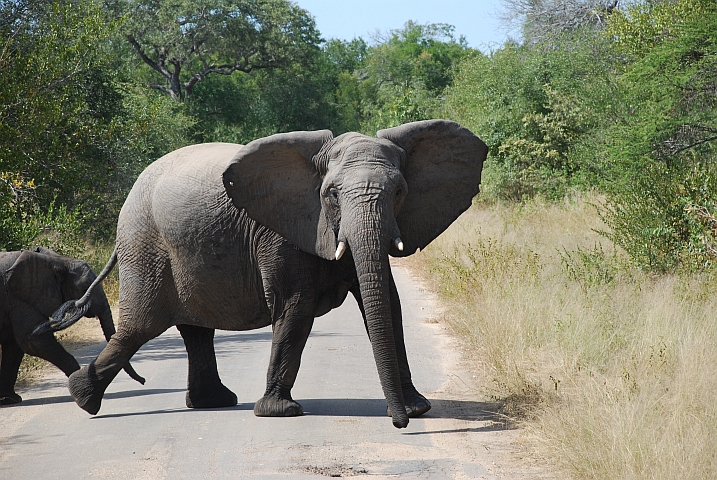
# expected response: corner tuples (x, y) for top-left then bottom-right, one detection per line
(335, 241), (347, 260)
(394, 237), (404, 252)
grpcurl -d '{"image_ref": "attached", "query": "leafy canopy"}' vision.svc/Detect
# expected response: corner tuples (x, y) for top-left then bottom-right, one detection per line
(113, 0), (321, 100)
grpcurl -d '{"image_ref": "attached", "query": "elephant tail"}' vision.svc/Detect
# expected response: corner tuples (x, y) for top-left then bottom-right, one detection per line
(33, 247), (118, 336)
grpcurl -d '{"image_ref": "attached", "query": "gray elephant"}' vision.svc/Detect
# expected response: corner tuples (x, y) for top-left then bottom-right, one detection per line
(0, 247), (144, 405)
(52, 119), (486, 428)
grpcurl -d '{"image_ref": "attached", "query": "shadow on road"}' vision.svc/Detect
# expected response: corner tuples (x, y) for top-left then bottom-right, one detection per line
(5, 388), (186, 407)
(65, 396), (509, 431)
(90, 402), (257, 419)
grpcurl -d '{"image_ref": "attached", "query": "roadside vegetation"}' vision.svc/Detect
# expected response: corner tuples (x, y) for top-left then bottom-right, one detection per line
(412, 194), (717, 478)
(2, 0), (716, 478)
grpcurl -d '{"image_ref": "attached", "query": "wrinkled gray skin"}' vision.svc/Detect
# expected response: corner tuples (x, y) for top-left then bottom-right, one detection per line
(66, 120), (486, 428)
(0, 247), (143, 405)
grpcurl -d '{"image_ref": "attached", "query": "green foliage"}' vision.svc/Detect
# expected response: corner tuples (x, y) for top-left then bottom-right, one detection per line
(0, 0), (195, 250)
(113, 0), (321, 100)
(443, 31), (612, 200)
(189, 42), (345, 143)
(187, 21), (473, 143)
(599, 0), (717, 271)
(0, 0), (114, 247)
(0, 200), (86, 257)
(559, 243), (627, 292)
(336, 21), (475, 134)
(441, 0), (717, 272)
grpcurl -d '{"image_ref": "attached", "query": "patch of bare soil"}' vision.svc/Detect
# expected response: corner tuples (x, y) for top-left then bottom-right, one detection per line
(302, 464), (368, 477)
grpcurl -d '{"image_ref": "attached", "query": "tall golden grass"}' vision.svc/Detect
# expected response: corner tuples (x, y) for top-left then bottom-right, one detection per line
(412, 193), (717, 479)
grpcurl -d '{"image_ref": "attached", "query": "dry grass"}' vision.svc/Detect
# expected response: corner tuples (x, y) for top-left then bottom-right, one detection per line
(410, 192), (717, 479)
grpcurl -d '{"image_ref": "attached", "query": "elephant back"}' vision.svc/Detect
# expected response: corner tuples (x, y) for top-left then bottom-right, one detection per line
(117, 143), (243, 240)
(1, 251), (23, 313)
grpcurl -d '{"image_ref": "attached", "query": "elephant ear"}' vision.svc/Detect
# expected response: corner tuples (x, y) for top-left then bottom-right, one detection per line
(6, 250), (65, 317)
(377, 119), (487, 257)
(222, 129), (337, 260)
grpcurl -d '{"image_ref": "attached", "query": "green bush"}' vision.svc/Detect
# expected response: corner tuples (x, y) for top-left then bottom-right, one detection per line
(442, 31), (612, 200)
(598, 0), (717, 272)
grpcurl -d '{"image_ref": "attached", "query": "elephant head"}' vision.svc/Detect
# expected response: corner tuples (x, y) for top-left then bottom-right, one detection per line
(12, 248), (115, 339)
(223, 120), (487, 428)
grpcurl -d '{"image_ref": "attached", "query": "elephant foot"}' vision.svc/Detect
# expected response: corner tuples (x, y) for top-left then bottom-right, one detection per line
(68, 365), (104, 415)
(387, 388), (431, 418)
(254, 394), (303, 417)
(186, 383), (237, 409)
(0, 392), (22, 405)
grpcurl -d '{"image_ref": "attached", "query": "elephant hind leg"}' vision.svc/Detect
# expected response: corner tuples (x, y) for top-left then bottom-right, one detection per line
(70, 254), (177, 415)
(0, 340), (24, 404)
(68, 333), (145, 415)
(69, 314), (170, 415)
(10, 306), (80, 378)
(21, 332), (80, 377)
(177, 324), (237, 409)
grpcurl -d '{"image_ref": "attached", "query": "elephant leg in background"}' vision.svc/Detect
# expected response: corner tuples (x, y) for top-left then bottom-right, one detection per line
(177, 324), (237, 409)
(0, 339), (24, 404)
(352, 278), (431, 418)
(11, 305), (81, 377)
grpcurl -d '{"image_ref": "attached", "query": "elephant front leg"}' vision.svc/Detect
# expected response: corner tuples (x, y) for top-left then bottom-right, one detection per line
(387, 274), (431, 418)
(255, 312), (314, 417)
(0, 340), (24, 405)
(177, 324), (237, 409)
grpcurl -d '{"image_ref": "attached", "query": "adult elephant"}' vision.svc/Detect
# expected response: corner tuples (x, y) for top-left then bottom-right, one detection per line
(57, 120), (486, 428)
(0, 248), (144, 405)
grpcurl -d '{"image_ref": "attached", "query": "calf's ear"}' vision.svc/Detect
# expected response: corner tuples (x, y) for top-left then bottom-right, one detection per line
(6, 251), (65, 317)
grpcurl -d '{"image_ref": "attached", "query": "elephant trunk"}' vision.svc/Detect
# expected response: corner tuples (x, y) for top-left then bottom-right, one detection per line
(346, 207), (408, 429)
(95, 294), (116, 343)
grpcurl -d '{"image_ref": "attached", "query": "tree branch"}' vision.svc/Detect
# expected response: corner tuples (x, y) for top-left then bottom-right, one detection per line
(183, 54), (276, 96)
(672, 134), (717, 156)
(148, 84), (175, 96)
(125, 34), (172, 81)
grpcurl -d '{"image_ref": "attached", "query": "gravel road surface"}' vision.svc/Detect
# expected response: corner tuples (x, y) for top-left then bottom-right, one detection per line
(0, 263), (549, 479)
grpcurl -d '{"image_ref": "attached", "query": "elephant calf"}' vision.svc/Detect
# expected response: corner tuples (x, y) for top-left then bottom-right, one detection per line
(0, 247), (143, 405)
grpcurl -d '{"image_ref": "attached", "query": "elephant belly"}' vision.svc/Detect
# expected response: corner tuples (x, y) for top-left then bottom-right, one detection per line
(172, 253), (272, 332)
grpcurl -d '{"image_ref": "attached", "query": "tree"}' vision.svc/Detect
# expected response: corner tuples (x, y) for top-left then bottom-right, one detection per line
(341, 21), (474, 133)
(599, 0), (717, 271)
(188, 44), (345, 143)
(442, 28), (613, 200)
(113, 0), (322, 100)
(500, 0), (622, 42)
(0, 0), (194, 250)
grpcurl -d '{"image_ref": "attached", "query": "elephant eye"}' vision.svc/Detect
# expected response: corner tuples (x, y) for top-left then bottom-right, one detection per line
(395, 188), (403, 198)
(329, 187), (339, 200)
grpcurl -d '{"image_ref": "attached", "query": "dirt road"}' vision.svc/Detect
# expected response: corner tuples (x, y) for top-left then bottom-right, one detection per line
(0, 263), (549, 479)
